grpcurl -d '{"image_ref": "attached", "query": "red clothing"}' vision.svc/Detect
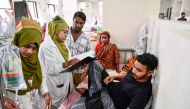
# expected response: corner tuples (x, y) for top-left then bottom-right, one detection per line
(95, 31), (110, 53)
(121, 56), (136, 72)
(96, 43), (120, 70)
(41, 25), (46, 42)
(95, 43), (101, 53)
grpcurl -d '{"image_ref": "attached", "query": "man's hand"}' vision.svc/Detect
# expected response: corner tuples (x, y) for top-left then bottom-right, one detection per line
(43, 92), (52, 109)
(4, 96), (17, 109)
(104, 76), (114, 85)
(116, 68), (121, 73)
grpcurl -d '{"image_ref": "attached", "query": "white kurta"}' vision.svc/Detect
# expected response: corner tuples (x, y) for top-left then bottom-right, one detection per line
(38, 36), (75, 108)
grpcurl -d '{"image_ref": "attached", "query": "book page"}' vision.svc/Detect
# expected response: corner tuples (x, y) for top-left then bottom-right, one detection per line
(61, 51), (96, 73)
(70, 51), (95, 61)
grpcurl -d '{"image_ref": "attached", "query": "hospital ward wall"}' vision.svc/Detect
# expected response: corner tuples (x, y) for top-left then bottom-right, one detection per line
(103, 0), (160, 48)
(147, 20), (190, 109)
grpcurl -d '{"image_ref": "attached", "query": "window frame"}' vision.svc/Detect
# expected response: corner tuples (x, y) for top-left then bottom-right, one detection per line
(27, 1), (38, 19)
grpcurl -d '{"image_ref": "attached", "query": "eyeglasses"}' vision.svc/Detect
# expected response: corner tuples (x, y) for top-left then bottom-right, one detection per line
(60, 30), (69, 36)
(64, 31), (69, 35)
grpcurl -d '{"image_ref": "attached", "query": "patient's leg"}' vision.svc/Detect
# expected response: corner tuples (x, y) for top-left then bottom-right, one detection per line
(88, 60), (109, 95)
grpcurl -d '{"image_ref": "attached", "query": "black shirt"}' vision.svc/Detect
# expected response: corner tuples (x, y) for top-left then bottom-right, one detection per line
(107, 71), (152, 109)
(178, 17), (187, 21)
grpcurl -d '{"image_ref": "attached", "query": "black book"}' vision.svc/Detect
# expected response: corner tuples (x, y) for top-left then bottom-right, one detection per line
(60, 51), (96, 73)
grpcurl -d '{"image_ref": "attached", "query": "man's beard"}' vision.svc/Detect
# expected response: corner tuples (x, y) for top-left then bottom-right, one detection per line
(74, 27), (81, 32)
(132, 73), (148, 81)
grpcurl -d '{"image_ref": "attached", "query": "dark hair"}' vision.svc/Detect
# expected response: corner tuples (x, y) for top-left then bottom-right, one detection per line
(100, 31), (110, 39)
(73, 11), (86, 22)
(137, 53), (158, 71)
(34, 43), (39, 48)
(181, 12), (186, 15)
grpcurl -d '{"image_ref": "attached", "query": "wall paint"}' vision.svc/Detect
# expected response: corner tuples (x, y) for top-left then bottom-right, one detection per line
(103, 0), (160, 48)
(181, 0), (190, 15)
(147, 20), (190, 109)
(62, 0), (78, 26)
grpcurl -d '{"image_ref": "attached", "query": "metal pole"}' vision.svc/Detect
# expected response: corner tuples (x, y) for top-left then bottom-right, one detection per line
(0, 88), (6, 109)
(0, 60), (6, 109)
(0, 39), (7, 109)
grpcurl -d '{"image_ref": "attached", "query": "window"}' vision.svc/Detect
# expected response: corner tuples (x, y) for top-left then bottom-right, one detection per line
(27, 1), (38, 19)
(0, 0), (12, 9)
(48, 4), (55, 13)
(0, 0), (14, 38)
(47, 4), (56, 18)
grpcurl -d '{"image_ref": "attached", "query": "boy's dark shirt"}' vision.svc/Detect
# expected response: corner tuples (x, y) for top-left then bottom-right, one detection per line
(178, 17), (187, 21)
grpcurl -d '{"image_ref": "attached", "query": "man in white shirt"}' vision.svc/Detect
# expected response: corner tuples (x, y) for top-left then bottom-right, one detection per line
(65, 11), (90, 56)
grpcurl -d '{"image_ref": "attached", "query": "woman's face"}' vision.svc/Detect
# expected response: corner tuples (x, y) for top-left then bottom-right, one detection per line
(101, 34), (109, 44)
(58, 28), (69, 42)
(19, 43), (38, 58)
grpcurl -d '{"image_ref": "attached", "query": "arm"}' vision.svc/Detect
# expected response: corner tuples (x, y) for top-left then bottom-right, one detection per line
(38, 46), (65, 76)
(39, 75), (49, 96)
(63, 58), (80, 68)
(104, 71), (127, 85)
(39, 78), (52, 109)
(63, 44), (80, 67)
(3, 96), (17, 109)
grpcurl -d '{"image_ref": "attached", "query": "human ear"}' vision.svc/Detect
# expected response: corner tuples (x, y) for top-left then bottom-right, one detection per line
(147, 70), (154, 77)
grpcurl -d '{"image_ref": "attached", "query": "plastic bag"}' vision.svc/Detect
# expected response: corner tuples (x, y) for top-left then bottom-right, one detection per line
(0, 44), (26, 90)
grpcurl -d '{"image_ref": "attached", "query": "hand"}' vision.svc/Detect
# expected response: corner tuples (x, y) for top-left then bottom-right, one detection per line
(81, 63), (88, 69)
(4, 96), (17, 109)
(76, 88), (86, 95)
(63, 58), (80, 68)
(70, 58), (80, 65)
(116, 69), (121, 73)
(119, 70), (127, 75)
(43, 93), (52, 109)
(104, 76), (114, 85)
(80, 71), (88, 81)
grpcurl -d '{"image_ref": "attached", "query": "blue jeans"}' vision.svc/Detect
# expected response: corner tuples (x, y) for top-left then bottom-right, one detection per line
(71, 60), (116, 109)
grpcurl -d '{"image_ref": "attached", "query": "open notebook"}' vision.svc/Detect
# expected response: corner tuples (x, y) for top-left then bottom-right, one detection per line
(60, 51), (96, 73)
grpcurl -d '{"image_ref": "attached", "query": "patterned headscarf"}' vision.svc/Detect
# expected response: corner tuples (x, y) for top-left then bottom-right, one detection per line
(95, 31), (110, 53)
(96, 31), (112, 57)
(99, 31), (110, 44)
(12, 17), (42, 95)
